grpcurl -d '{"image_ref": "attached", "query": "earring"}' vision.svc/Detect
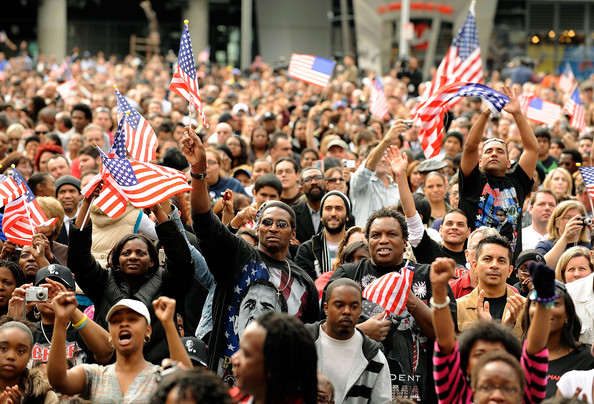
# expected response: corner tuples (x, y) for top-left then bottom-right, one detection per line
(108, 337), (113, 347)
(144, 335), (151, 343)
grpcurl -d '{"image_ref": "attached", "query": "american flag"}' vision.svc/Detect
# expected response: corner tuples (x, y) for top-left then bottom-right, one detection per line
(288, 54), (336, 88)
(362, 264), (414, 315)
(526, 98), (562, 126)
(414, 82), (509, 158)
(81, 114), (130, 218)
(114, 86), (158, 162)
(0, 174), (25, 207)
(169, 21), (208, 128)
(564, 86), (586, 132)
(2, 169), (58, 245)
(558, 62), (576, 94)
(519, 91), (536, 115)
(370, 77), (390, 119)
(579, 166), (594, 199)
(95, 116), (192, 209)
(429, 4), (482, 97)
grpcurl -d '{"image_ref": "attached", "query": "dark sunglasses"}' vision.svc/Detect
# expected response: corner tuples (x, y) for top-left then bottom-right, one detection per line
(260, 218), (289, 228)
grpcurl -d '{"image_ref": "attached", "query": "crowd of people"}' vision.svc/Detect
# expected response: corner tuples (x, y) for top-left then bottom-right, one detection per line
(0, 39), (593, 403)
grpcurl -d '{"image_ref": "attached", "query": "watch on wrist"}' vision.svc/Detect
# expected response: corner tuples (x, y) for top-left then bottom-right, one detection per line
(190, 171), (207, 180)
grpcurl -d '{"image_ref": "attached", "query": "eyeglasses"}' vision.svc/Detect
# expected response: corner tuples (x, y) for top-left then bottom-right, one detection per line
(327, 177), (345, 183)
(302, 175), (325, 184)
(476, 385), (520, 396)
(35, 130), (49, 135)
(260, 218), (290, 228)
(317, 392), (331, 403)
(207, 160), (219, 166)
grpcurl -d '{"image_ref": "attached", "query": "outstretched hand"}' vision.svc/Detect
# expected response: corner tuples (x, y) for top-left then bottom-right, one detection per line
(500, 85), (521, 115)
(476, 289), (493, 322)
(181, 126), (207, 171)
(385, 145), (409, 179)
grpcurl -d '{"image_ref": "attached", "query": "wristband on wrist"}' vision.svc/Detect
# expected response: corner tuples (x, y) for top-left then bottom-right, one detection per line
(190, 171), (208, 180)
(73, 314), (88, 329)
(429, 296), (450, 310)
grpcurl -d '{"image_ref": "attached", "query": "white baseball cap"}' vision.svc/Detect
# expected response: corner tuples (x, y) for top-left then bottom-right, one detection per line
(106, 299), (151, 325)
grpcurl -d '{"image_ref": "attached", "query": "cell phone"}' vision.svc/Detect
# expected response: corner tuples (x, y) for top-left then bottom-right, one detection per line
(10, 247), (22, 263)
(223, 190), (231, 202)
(342, 159), (356, 169)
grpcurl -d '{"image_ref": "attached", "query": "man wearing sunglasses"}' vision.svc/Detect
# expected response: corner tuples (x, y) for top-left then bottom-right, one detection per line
(459, 86), (538, 261)
(182, 127), (319, 385)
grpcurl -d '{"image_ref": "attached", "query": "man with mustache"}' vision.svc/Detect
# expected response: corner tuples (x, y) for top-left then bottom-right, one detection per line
(295, 190), (351, 280)
(305, 278), (391, 403)
(292, 167), (328, 244)
(456, 235), (525, 337)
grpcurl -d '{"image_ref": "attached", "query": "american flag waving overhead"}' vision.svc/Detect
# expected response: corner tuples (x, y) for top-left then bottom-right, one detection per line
(558, 63), (576, 94)
(2, 169), (58, 245)
(579, 166), (594, 199)
(414, 82), (510, 158)
(564, 86), (586, 132)
(370, 77), (390, 119)
(169, 21), (208, 128)
(96, 114), (192, 208)
(362, 264), (414, 315)
(288, 54), (336, 88)
(81, 113), (131, 218)
(429, 2), (482, 97)
(114, 86), (158, 162)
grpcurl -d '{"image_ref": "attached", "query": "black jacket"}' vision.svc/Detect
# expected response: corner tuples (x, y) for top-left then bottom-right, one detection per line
(295, 232), (328, 280)
(192, 209), (320, 377)
(68, 218), (194, 364)
(292, 199), (318, 244)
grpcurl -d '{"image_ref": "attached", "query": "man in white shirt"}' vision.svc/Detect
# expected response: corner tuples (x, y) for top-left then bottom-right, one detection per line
(522, 189), (557, 250)
(305, 278), (391, 403)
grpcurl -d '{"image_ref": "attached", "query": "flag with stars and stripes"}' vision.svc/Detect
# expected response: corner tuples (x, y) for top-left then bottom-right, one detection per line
(429, 3), (482, 97)
(0, 174), (25, 207)
(558, 62), (576, 94)
(95, 123), (192, 209)
(526, 98), (562, 126)
(114, 86), (158, 163)
(169, 22), (208, 127)
(82, 113), (130, 218)
(564, 86), (586, 132)
(288, 54), (336, 88)
(362, 264), (414, 315)
(2, 169), (58, 245)
(413, 82), (509, 158)
(370, 77), (390, 119)
(579, 166), (594, 199)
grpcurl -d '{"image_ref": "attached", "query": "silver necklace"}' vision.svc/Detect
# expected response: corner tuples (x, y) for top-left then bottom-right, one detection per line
(276, 261), (292, 298)
(40, 321), (71, 346)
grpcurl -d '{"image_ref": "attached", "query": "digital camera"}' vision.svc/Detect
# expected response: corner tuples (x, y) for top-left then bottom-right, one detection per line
(579, 216), (593, 226)
(25, 287), (48, 302)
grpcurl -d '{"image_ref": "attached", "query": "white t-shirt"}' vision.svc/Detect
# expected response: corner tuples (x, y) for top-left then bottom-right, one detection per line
(327, 240), (339, 268)
(521, 225), (547, 251)
(318, 326), (363, 403)
(557, 368), (594, 403)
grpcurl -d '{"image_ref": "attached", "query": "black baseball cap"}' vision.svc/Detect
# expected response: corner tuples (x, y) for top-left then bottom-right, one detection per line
(35, 264), (75, 289)
(182, 337), (208, 367)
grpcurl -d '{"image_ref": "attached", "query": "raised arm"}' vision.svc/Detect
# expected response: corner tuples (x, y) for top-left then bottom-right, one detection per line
(502, 86), (539, 177)
(181, 127), (210, 215)
(75, 182), (102, 229)
(430, 257), (457, 354)
(47, 292), (89, 395)
(525, 263), (554, 355)
(461, 109), (490, 177)
(153, 296), (192, 368)
(365, 120), (407, 171)
(386, 146), (415, 218)
(305, 106), (320, 152)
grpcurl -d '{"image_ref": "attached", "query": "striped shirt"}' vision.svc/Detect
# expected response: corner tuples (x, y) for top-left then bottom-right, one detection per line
(433, 340), (548, 404)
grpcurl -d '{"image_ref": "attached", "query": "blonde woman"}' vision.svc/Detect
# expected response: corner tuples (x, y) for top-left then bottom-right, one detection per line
(542, 167), (573, 199)
(555, 246), (594, 284)
(536, 200), (591, 269)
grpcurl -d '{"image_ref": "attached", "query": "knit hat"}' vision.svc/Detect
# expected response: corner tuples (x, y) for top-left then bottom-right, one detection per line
(444, 131), (463, 146)
(515, 249), (544, 269)
(321, 190), (351, 216)
(55, 175), (81, 195)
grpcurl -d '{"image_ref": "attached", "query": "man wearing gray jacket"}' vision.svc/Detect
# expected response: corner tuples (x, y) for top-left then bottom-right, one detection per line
(305, 278), (391, 403)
